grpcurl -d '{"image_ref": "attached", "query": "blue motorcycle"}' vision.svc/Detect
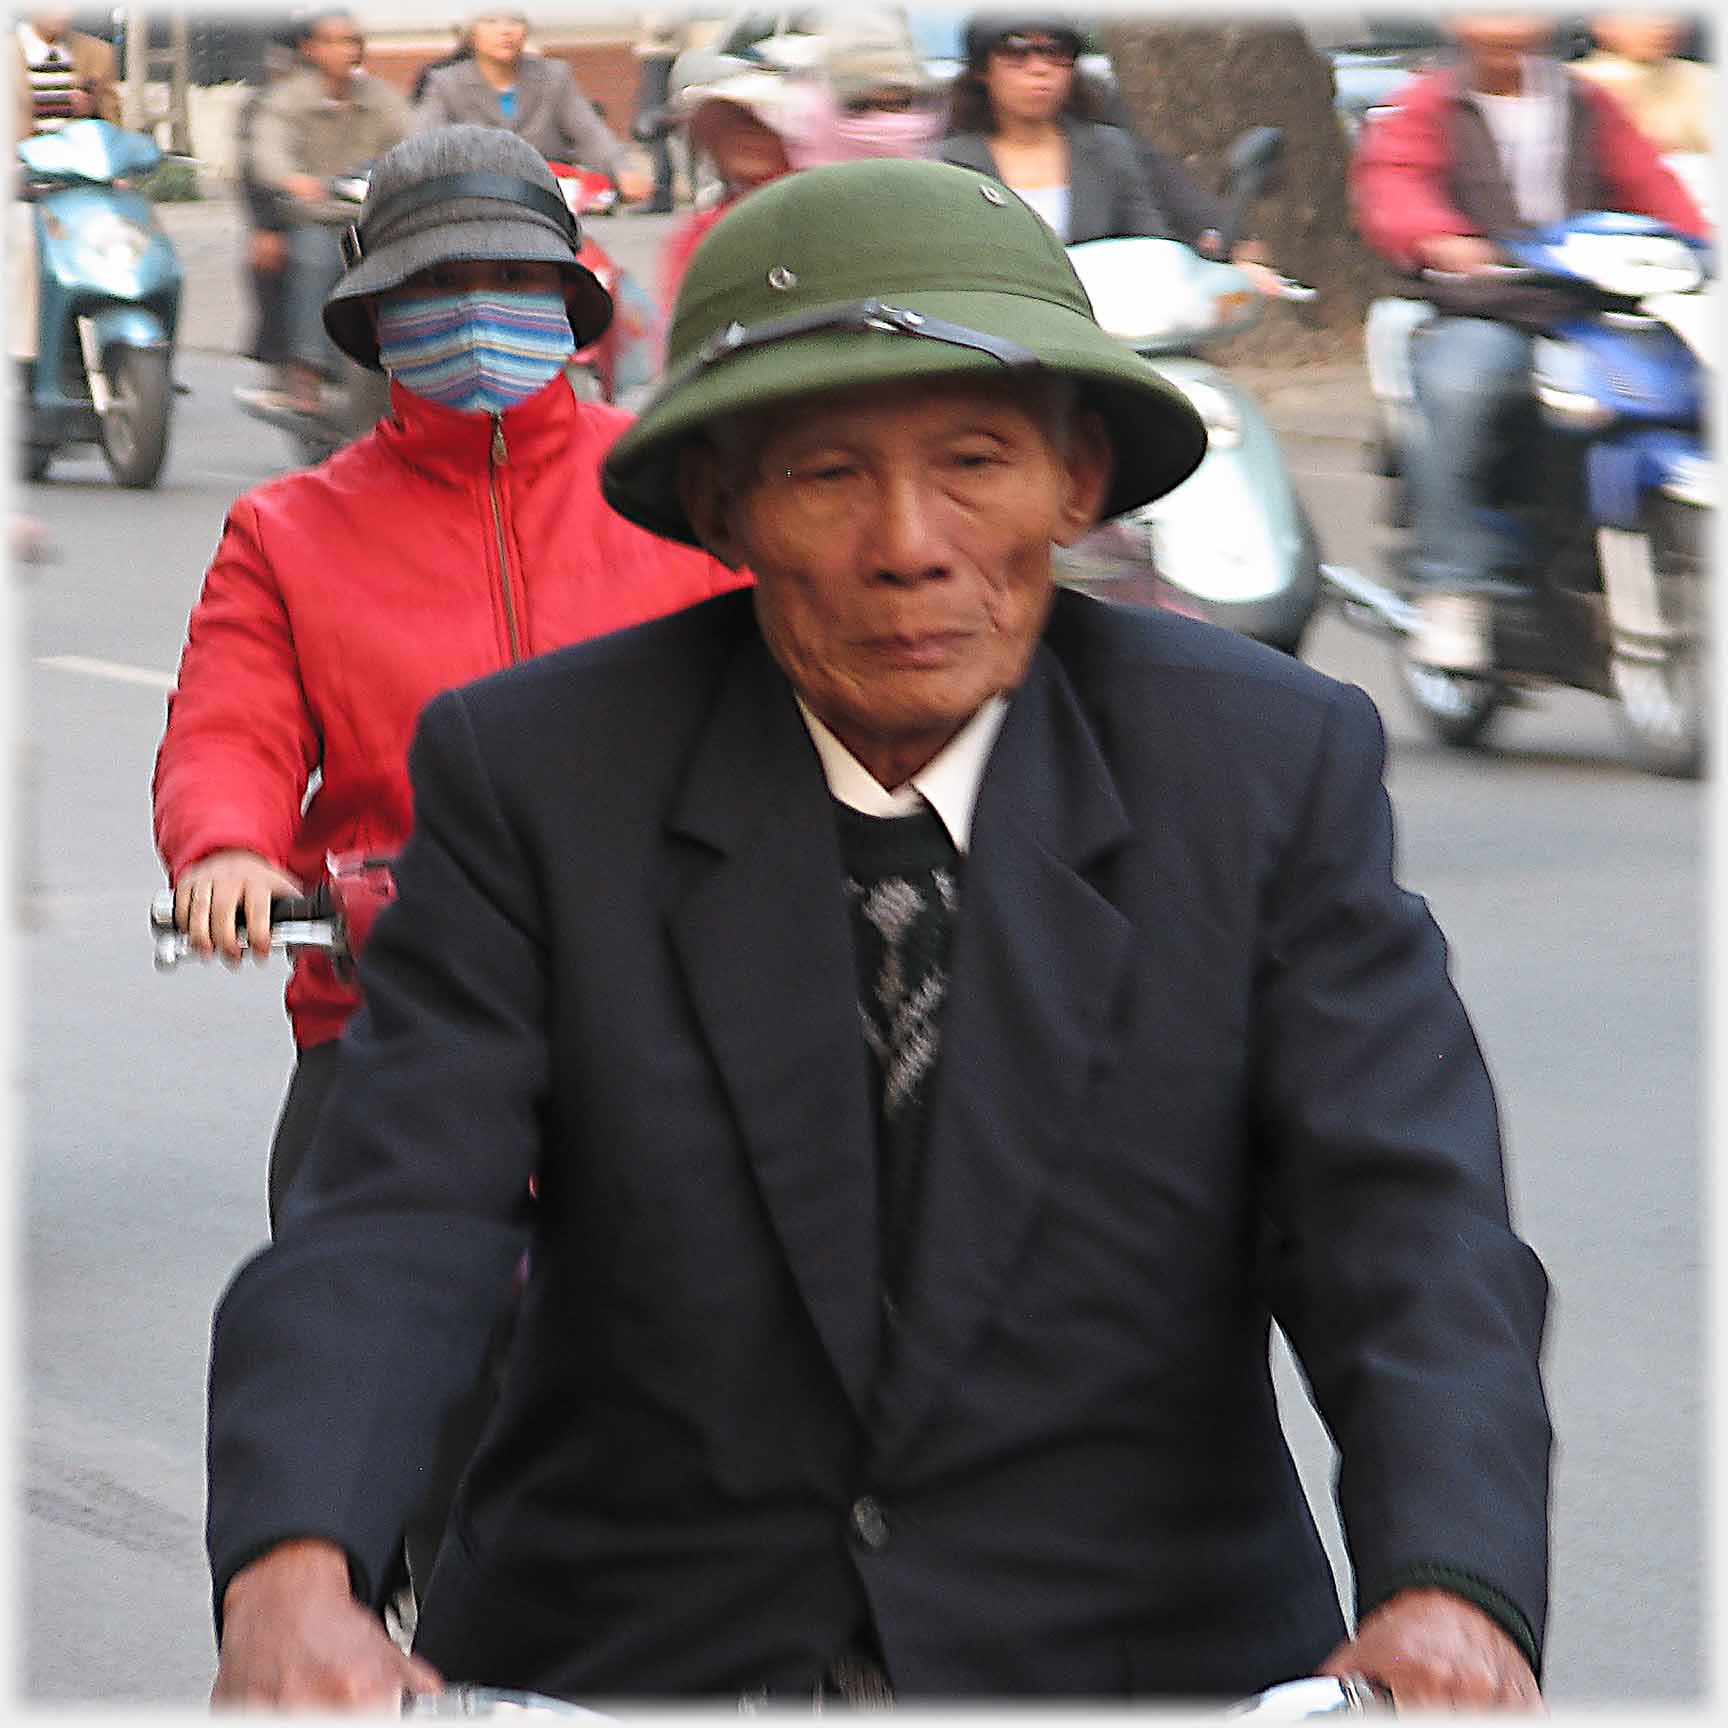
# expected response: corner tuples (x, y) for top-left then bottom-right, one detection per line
(1326, 211), (1713, 779)
(15, 118), (183, 487)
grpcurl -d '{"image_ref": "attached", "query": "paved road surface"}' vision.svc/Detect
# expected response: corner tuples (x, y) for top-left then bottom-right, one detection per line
(15, 222), (1702, 1704)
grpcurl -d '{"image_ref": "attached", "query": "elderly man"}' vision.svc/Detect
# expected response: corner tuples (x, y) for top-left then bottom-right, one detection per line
(206, 158), (1552, 1711)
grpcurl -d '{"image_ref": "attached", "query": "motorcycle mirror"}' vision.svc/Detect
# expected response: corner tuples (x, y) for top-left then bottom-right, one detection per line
(1226, 126), (1285, 196)
(1216, 126), (1285, 259)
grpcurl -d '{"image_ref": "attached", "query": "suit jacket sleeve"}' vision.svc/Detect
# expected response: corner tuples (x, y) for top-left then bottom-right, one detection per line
(1251, 681), (1552, 1660)
(205, 688), (545, 1625)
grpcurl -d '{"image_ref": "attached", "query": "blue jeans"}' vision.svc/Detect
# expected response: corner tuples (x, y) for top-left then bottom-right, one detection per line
(1406, 316), (1537, 589)
(283, 223), (346, 377)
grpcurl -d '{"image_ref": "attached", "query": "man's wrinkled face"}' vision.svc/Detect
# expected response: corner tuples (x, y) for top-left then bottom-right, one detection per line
(680, 376), (1111, 784)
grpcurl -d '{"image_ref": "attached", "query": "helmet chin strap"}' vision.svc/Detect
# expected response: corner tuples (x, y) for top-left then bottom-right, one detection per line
(651, 298), (1043, 410)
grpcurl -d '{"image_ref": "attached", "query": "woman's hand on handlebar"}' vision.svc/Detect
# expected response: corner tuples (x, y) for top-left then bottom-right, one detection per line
(174, 849), (303, 966)
(213, 1537), (443, 1710)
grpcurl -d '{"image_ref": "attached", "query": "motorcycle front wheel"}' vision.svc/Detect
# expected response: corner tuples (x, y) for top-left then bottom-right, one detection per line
(99, 343), (171, 487)
(1607, 499), (1707, 781)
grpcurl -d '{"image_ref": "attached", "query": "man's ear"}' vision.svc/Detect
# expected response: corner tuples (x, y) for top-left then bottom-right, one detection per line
(676, 439), (749, 569)
(1051, 407), (1114, 548)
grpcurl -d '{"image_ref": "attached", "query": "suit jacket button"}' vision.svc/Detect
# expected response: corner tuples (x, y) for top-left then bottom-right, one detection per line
(851, 1494), (890, 1551)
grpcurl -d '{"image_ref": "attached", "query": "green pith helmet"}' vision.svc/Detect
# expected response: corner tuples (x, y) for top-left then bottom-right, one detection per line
(600, 158), (1208, 546)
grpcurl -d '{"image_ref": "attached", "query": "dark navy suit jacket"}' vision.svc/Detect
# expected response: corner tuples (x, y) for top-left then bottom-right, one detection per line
(207, 587), (1551, 1700)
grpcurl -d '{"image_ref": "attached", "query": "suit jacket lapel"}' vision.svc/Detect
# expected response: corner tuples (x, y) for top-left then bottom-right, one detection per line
(869, 636), (1135, 1466)
(665, 629), (882, 1418)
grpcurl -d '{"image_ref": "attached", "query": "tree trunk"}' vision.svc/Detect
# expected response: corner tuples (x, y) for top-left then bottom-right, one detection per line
(1100, 18), (1392, 364)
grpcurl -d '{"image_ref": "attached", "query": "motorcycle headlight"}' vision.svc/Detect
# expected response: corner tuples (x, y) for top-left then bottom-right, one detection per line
(1168, 376), (1243, 449)
(1550, 232), (1704, 299)
(77, 212), (151, 279)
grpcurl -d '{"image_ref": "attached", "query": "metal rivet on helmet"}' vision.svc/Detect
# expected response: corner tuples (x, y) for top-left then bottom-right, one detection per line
(980, 184), (1006, 206)
(767, 265), (799, 291)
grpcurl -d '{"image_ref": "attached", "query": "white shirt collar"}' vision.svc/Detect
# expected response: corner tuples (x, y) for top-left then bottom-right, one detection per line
(796, 694), (1009, 856)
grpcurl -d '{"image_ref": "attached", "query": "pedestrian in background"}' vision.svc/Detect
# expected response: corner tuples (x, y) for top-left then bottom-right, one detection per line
(1573, 14), (1715, 157)
(244, 6), (410, 417)
(631, 9), (685, 213)
(414, 7), (649, 202)
(233, 31), (301, 399)
(12, 7), (119, 141)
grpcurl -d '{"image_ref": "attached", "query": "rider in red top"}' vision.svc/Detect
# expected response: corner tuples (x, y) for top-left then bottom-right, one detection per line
(1348, 14), (1701, 645)
(154, 127), (744, 1221)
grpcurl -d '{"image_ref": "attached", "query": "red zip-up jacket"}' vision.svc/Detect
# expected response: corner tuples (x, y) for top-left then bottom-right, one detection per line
(1351, 65), (1705, 269)
(153, 374), (747, 1050)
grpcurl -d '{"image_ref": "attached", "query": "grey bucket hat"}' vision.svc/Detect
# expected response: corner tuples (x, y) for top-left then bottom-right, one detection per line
(323, 124), (613, 370)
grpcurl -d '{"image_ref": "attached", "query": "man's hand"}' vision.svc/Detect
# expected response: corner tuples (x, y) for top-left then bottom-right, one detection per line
(213, 1538), (443, 1709)
(1418, 233), (1503, 276)
(1318, 1587), (1542, 1710)
(68, 87), (95, 118)
(614, 165), (653, 204)
(285, 173), (328, 205)
(174, 849), (302, 965)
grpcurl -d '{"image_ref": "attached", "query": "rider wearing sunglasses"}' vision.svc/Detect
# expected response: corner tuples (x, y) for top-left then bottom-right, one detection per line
(942, 13), (1282, 289)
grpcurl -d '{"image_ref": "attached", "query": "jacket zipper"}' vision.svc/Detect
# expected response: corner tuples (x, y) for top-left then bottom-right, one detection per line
(488, 413), (523, 662)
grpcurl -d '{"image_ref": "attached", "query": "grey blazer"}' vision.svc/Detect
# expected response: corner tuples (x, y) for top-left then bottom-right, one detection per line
(414, 53), (624, 177)
(940, 119), (1167, 245)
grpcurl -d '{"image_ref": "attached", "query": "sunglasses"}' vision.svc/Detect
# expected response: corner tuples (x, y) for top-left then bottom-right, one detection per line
(991, 35), (1079, 68)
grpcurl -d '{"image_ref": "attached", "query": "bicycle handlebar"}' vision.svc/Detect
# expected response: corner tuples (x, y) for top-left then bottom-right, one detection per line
(399, 1675), (1390, 1719)
(148, 885), (340, 972)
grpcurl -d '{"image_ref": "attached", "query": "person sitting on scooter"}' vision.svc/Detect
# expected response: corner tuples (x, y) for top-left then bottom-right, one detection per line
(939, 13), (1281, 292)
(1350, 13), (1703, 660)
(243, 7), (411, 419)
(155, 121), (747, 1596)
(413, 8), (651, 206)
(656, 70), (798, 319)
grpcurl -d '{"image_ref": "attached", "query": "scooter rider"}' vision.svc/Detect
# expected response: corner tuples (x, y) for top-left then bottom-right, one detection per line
(1350, 13), (1702, 662)
(242, 7), (411, 420)
(156, 122), (745, 1596)
(154, 123), (744, 1225)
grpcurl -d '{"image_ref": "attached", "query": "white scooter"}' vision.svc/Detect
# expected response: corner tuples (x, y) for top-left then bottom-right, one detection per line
(1057, 128), (1323, 653)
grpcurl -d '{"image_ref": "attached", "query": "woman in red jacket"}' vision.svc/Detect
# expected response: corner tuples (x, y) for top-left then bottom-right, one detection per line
(154, 125), (744, 1224)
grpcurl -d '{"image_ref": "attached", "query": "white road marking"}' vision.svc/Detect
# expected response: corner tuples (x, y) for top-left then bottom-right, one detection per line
(36, 654), (175, 691)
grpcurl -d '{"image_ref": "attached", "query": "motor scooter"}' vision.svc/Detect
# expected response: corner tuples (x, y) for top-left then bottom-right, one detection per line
(15, 118), (183, 487)
(1322, 211), (1713, 778)
(1057, 128), (1323, 653)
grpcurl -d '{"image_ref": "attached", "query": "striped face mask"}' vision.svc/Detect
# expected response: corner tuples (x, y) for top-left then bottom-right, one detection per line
(375, 288), (575, 414)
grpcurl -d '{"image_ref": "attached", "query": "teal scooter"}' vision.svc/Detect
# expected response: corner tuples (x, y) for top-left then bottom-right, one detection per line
(15, 118), (183, 486)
